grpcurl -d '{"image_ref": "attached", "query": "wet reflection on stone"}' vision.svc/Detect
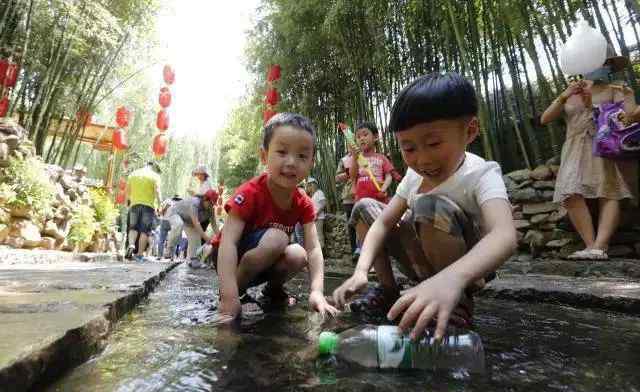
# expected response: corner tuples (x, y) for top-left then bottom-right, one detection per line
(48, 264), (640, 391)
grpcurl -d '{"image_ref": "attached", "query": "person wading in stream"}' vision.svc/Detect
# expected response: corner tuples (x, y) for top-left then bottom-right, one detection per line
(212, 112), (338, 322)
(126, 161), (162, 262)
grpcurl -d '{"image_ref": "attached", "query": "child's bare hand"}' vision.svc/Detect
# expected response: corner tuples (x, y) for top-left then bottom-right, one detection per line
(309, 290), (339, 319)
(347, 143), (360, 157)
(332, 270), (368, 309)
(387, 272), (465, 341)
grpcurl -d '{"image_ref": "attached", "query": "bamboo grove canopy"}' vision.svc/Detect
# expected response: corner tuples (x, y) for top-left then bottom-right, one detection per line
(0, 0), (160, 168)
(239, 0), (640, 206)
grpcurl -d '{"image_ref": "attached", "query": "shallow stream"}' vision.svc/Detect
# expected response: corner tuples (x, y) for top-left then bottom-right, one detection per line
(49, 264), (640, 391)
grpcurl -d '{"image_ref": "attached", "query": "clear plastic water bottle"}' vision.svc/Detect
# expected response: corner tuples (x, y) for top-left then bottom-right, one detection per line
(317, 324), (485, 373)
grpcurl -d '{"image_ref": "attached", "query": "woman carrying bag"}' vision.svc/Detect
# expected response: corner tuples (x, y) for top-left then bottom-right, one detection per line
(541, 46), (640, 261)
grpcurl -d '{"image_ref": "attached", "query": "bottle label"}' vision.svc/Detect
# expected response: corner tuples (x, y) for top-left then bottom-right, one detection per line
(377, 326), (413, 368)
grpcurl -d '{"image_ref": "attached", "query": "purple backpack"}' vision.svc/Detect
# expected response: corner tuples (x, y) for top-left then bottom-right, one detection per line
(592, 101), (640, 159)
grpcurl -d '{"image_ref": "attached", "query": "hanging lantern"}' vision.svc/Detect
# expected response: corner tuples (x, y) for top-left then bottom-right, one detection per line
(76, 109), (92, 127)
(115, 106), (130, 128)
(3, 62), (19, 88)
(265, 88), (279, 106)
(159, 87), (172, 108)
(0, 96), (8, 117)
(163, 65), (175, 85)
(123, 158), (129, 169)
(216, 206), (223, 216)
(156, 109), (170, 131)
(559, 20), (607, 76)
(151, 133), (168, 158)
(115, 190), (126, 205)
(112, 128), (128, 151)
(267, 64), (281, 82)
(263, 109), (277, 123)
(118, 178), (127, 190)
(0, 59), (7, 86)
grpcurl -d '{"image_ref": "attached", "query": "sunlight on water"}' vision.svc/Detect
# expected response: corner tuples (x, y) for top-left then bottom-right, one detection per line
(49, 264), (640, 392)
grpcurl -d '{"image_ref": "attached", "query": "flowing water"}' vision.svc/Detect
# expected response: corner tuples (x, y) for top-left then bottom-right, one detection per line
(48, 264), (640, 392)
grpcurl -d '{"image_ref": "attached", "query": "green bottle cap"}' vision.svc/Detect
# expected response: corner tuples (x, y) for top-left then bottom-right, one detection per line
(318, 331), (339, 355)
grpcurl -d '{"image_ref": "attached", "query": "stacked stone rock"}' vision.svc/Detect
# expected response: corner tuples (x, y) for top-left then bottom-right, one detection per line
(322, 213), (352, 259)
(0, 119), (121, 253)
(505, 165), (640, 259)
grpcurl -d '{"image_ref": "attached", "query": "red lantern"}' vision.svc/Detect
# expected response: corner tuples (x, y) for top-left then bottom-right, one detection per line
(3, 62), (18, 88)
(76, 109), (92, 127)
(265, 88), (279, 106)
(118, 178), (126, 190)
(152, 133), (168, 158)
(159, 87), (172, 108)
(123, 159), (129, 169)
(0, 59), (7, 86)
(267, 64), (281, 82)
(112, 128), (128, 151)
(115, 106), (130, 128)
(0, 96), (8, 117)
(263, 109), (277, 123)
(115, 190), (126, 205)
(163, 65), (175, 85)
(156, 109), (169, 131)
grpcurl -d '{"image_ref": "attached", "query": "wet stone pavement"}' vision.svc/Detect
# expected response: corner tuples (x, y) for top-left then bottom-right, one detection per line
(0, 255), (178, 392)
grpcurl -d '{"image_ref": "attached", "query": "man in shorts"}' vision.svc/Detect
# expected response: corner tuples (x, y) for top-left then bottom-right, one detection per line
(126, 161), (162, 262)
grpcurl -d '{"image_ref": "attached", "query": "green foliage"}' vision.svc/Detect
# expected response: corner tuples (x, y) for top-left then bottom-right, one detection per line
(216, 98), (263, 189)
(67, 204), (98, 249)
(89, 188), (119, 235)
(0, 183), (17, 205)
(238, 0), (640, 210)
(1, 0), (162, 161)
(0, 156), (56, 218)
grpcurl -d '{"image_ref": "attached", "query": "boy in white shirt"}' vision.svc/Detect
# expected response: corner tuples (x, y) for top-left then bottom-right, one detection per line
(333, 72), (517, 341)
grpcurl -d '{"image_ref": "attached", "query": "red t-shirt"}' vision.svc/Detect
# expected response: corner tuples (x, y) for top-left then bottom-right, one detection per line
(353, 152), (394, 202)
(211, 173), (315, 246)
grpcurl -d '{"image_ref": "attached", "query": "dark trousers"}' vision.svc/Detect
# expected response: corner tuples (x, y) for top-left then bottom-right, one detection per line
(343, 203), (357, 253)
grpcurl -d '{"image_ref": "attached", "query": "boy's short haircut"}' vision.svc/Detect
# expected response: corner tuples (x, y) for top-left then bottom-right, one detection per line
(388, 72), (478, 133)
(262, 112), (316, 150)
(355, 121), (378, 135)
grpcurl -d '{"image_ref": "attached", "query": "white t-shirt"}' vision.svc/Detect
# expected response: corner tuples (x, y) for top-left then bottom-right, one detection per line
(311, 189), (327, 220)
(395, 152), (508, 232)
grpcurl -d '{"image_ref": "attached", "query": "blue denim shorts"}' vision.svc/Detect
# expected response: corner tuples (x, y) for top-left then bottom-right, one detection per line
(213, 228), (273, 288)
(237, 228), (269, 259)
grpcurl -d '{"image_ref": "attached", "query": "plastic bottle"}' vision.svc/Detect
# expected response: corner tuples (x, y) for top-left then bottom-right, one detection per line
(318, 324), (485, 373)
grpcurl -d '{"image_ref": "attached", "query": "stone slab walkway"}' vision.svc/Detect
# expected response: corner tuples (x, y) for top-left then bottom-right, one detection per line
(482, 273), (640, 315)
(0, 252), (178, 392)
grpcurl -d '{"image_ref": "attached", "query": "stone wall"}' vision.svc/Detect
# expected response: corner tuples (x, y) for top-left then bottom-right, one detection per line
(322, 213), (351, 259)
(0, 119), (121, 253)
(505, 165), (640, 258)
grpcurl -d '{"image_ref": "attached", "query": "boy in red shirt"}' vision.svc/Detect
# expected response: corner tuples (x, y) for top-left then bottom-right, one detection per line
(214, 113), (338, 322)
(348, 122), (395, 255)
(348, 122), (394, 202)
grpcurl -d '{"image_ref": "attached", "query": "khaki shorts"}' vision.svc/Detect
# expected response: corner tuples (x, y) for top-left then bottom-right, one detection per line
(351, 195), (482, 326)
(350, 195), (480, 281)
